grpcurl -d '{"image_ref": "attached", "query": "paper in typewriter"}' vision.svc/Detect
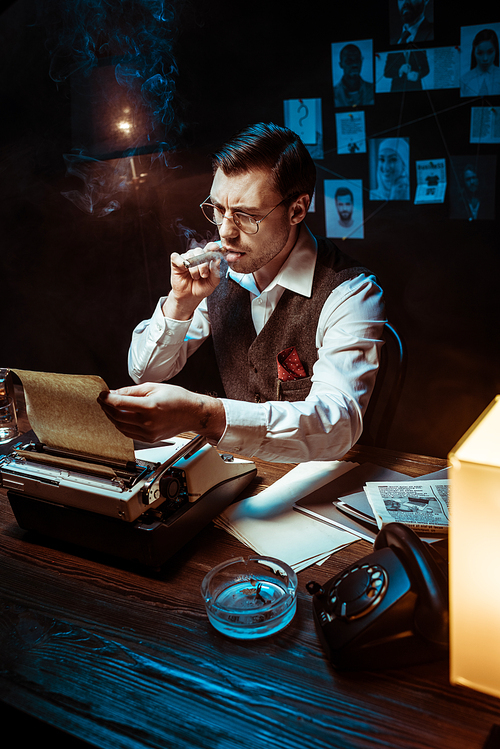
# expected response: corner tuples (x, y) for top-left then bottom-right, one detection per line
(13, 369), (135, 463)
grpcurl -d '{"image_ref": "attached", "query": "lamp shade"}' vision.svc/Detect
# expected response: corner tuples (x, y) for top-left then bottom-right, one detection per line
(449, 395), (500, 698)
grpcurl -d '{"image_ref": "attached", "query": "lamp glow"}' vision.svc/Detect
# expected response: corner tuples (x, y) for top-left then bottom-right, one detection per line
(449, 395), (500, 698)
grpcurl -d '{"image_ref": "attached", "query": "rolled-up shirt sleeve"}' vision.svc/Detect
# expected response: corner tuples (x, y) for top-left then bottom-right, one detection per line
(217, 274), (386, 463)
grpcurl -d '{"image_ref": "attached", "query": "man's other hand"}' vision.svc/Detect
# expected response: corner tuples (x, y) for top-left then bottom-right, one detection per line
(98, 382), (226, 444)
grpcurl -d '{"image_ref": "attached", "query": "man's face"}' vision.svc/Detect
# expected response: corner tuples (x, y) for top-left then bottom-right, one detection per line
(464, 169), (478, 193)
(335, 196), (353, 222)
(209, 167), (296, 275)
(340, 49), (362, 79)
(398, 0), (425, 25)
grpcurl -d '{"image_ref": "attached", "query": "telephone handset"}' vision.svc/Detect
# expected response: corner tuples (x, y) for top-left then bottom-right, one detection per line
(306, 522), (449, 670)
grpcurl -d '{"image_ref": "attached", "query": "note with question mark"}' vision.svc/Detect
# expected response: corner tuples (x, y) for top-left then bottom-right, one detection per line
(284, 98), (317, 144)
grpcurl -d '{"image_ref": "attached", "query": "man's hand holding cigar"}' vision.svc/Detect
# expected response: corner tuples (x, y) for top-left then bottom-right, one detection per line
(98, 241), (227, 443)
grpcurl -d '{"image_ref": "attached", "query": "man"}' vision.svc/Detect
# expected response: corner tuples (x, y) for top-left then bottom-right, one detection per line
(333, 44), (374, 108)
(392, 0), (434, 45)
(452, 164), (482, 220)
(334, 187), (355, 230)
(326, 182), (364, 239)
(383, 49), (430, 92)
(99, 123), (385, 463)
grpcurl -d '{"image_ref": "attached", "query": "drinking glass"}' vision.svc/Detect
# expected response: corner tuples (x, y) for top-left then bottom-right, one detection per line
(0, 398), (19, 443)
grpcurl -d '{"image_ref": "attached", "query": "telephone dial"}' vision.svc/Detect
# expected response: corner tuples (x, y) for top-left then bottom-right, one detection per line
(306, 522), (449, 670)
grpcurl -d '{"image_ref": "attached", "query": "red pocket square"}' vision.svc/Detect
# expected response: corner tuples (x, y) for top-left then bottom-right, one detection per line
(277, 346), (307, 381)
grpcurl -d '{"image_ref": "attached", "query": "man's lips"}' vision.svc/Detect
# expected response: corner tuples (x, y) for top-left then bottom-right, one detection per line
(223, 247), (245, 262)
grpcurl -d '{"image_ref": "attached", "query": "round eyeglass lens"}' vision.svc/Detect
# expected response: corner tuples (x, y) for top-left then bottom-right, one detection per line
(202, 203), (259, 234)
(201, 204), (221, 224)
(234, 213), (258, 234)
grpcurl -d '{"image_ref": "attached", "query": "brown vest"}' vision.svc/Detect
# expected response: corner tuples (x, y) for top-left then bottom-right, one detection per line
(207, 236), (370, 403)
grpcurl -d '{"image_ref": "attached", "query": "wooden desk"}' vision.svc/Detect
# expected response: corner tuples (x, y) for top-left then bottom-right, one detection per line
(1, 391), (499, 749)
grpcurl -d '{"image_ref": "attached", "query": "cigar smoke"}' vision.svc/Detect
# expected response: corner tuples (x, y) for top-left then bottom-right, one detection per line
(40, 0), (186, 215)
(43, 0), (182, 134)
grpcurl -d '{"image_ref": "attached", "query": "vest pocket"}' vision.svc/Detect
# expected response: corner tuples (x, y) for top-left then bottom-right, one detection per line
(276, 376), (312, 402)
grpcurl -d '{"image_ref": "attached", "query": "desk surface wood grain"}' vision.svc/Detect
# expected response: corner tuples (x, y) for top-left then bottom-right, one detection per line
(1, 389), (498, 749)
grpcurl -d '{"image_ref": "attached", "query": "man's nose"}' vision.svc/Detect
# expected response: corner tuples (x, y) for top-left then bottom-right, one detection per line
(218, 215), (239, 239)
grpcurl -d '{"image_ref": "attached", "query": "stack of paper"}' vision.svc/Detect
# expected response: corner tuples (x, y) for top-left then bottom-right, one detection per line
(214, 460), (361, 572)
(293, 464), (449, 543)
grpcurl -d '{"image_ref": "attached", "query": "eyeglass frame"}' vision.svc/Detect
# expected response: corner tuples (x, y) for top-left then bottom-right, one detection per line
(199, 194), (298, 235)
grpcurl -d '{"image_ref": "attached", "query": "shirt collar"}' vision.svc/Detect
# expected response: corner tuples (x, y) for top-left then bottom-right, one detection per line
(227, 223), (318, 298)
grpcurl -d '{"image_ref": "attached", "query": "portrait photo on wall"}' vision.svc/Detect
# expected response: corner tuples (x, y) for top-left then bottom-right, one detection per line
(375, 47), (460, 92)
(369, 137), (410, 201)
(389, 0), (434, 46)
(331, 39), (374, 108)
(377, 47), (430, 92)
(460, 23), (500, 97)
(324, 179), (365, 239)
(448, 155), (497, 220)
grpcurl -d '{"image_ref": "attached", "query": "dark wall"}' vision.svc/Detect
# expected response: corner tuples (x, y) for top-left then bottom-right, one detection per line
(1, 0), (499, 458)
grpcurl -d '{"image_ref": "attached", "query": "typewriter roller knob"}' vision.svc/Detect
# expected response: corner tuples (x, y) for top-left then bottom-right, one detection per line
(159, 474), (182, 501)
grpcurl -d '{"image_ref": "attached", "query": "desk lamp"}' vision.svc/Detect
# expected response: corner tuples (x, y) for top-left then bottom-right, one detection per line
(449, 395), (500, 698)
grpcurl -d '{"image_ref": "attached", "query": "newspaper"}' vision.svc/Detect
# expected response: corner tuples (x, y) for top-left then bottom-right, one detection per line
(364, 479), (449, 534)
(414, 159), (446, 204)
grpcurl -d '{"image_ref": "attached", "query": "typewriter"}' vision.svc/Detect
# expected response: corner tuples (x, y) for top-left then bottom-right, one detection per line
(0, 369), (257, 568)
(1, 432), (256, 567)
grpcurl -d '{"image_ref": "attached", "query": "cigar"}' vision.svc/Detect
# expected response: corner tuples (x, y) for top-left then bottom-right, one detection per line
(182, 250), (224, 268)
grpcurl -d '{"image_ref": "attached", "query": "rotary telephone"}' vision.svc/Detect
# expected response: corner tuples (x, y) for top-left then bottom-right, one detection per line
(306, 522), (449, 670)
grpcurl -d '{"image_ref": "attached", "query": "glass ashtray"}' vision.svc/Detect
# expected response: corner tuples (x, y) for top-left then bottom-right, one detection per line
(201, 555), (298, 640)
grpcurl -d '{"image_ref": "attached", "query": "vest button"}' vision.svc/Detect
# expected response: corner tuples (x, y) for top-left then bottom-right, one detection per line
(254, 393), (261, 403)
(254, 366), (258, 373)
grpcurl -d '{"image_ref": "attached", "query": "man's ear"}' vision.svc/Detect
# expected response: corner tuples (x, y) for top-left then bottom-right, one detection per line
(289, 193), (311, 225)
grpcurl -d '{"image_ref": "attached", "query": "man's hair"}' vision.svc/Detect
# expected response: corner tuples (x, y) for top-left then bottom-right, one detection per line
(212, 122), (316, 201)
(339, 44), (362, 62)
(335, 186), (354, 202)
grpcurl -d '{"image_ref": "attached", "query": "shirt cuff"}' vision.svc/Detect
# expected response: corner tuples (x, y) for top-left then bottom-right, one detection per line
(149, 297), (193, 346)
(216, 398), (268, 456)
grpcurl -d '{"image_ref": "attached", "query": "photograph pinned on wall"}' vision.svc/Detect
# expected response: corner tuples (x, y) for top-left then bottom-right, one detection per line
(331, 39), (374, 108)
(369, 137), (410, 201)
(284, 98), (324, 159)
(375, 48), (429, 92)
(449, 155), (497, 221)
(324, 179), (364, 239)
(389, 0), (434, 46)
(335, 111), (366, 154)
(470, 107), (500, 144)
(375, 47), (459, 92)
(414, 159), (446, 204)
(460, 24), (500, 97)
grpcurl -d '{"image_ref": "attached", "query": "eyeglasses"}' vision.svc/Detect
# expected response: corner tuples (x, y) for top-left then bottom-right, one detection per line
(200, 197), (290, 235)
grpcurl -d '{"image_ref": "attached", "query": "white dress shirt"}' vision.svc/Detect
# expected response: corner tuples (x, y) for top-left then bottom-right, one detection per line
(128, 225), (386, 463)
